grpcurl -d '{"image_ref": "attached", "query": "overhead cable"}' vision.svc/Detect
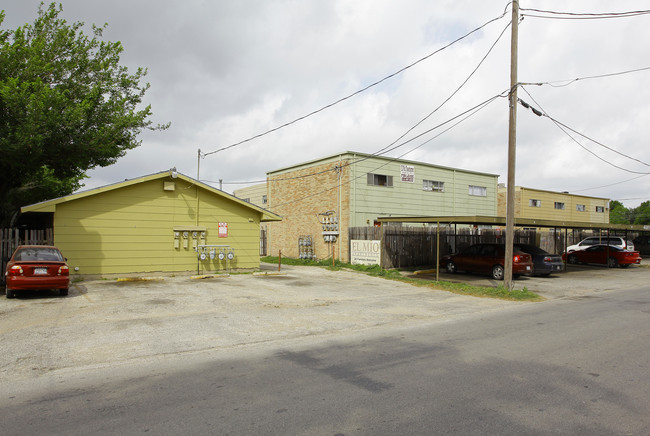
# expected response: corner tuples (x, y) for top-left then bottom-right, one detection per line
(519, 86), (650, 175)
(201, 9), (510, 158)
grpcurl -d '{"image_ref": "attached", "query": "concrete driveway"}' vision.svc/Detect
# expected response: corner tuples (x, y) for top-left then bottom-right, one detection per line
(1, 262), (647, 381)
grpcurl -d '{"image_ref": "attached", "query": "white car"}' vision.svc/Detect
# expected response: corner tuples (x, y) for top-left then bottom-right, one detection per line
(567, 236), (634, 253)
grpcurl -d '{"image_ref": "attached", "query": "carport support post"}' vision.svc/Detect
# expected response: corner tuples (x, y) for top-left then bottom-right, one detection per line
(436, 221), (440, 282)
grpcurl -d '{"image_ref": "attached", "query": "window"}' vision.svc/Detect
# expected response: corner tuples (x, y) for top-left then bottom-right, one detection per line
(554, 202), (565, 210)
(468, 185), (487, 197)
(242, 198), (251, 203)
(576, 204), (586, 212)
(423, 180), (444, 192)
(262, 195), (267, 204)
(367, 173), (393, 187)
(529, 199), (541, 207)
(595, 206), (604, 213)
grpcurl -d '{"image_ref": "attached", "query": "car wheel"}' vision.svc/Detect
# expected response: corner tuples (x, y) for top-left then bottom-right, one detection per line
(60, 288), (69, 296)
(446, 261), (457, 274)
(492, 264), (504, 280)
(607, 257), (618, 268)
(567, 254), (578, 264)
(6, 287), (15, 299)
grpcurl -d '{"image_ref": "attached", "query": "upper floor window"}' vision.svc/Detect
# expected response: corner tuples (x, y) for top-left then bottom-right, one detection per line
(576, 204), (586, 212)
(367, 173), (393, 187)
(529, 199), (542, 207)
(595, 206), (605, 213)
(262, 195), (268, 204)
(554, 202), (565, 210)
(423, 180), (444, 192)
(468, 185), (487, 197)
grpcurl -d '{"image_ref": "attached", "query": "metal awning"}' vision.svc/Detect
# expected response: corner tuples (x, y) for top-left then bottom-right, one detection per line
(376, 215), (646, 232)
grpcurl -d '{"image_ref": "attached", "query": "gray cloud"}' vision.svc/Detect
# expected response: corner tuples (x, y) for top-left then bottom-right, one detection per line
(2, 0), (649, 207)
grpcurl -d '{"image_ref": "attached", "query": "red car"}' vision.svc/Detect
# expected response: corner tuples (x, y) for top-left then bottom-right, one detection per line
(441, 243), (533, 280)
(5, 245), (70, 298)
(563, 245), (642, 268)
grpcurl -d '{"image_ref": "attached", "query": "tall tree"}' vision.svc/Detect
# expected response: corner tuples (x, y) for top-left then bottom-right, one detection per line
(632, 201), (650, 225)
(609, 200), (630, 224)
(0, 3), (168, 225)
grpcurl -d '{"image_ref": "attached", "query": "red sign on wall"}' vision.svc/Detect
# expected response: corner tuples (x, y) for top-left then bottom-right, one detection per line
(218, 222), (228, 238)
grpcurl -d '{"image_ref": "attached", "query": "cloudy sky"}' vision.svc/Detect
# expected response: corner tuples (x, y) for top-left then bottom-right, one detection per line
(3, 1), (650, 208)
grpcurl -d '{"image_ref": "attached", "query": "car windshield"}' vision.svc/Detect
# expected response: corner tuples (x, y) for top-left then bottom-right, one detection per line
(14, 247), (63, 262)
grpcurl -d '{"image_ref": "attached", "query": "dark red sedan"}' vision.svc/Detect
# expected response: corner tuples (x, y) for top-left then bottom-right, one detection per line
(563, 245), (642, 268)
(5, 245), (70, 298)
(441, 243), (533, 280)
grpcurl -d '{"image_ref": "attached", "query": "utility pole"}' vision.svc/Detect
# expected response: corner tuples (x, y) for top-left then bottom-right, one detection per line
(504, 1), (519, 291)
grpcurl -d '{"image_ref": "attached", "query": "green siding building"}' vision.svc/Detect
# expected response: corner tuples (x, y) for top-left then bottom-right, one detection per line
(21, 171), (281, 276)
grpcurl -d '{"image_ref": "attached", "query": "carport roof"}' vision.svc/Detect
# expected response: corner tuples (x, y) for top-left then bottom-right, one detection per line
(376, 215), (647, 231)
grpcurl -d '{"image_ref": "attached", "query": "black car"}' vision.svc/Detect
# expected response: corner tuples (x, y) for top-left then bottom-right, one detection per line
(632, 235), (650, 255)
(513, 244), (564, 276)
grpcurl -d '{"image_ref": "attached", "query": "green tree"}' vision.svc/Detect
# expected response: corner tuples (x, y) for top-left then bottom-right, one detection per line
(632, 201), (650, 225)
(609, 200), (630, 224)
(0, 3), (168, 225)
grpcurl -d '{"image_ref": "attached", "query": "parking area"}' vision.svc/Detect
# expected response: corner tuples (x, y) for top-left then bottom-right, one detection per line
(0, 261), (648, 381)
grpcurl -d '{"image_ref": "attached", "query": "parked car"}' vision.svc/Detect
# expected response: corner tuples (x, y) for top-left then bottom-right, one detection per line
(5, 245), (70, 298)
(441, 243), (533, 280)
(632, 235), (650, 255)
(563, 245), (642, 268)
(567, 236), (634, 253)
(514, 244), (564, 276)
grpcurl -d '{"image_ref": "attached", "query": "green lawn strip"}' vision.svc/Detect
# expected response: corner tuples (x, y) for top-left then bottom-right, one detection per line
(261, 256), (542, 301)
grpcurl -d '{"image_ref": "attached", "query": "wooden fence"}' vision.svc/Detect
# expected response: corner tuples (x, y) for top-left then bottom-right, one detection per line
(1, 228), (54, 283)
(348, 226), (622, 269)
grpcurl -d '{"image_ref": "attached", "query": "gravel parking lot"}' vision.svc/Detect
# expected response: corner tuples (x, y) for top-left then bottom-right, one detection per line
(1, 261), (648, 381)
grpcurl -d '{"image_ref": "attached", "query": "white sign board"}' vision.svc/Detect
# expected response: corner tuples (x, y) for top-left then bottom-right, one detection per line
(351, 240), (381, 265)
(400, 164), (414, 183)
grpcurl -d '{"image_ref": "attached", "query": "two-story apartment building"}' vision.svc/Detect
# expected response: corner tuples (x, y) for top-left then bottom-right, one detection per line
(497, 185), (610, 224)
(237, 151), (499, 262)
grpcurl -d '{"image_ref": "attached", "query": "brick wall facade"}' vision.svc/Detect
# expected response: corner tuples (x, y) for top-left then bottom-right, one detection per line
(268, 159), (351, 262)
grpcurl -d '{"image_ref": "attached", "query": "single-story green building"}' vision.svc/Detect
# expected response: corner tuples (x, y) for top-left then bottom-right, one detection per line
(20, 170), (281, 275)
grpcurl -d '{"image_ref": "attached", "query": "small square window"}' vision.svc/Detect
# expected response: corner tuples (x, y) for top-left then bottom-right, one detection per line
(595, 206), (604, 213)
(529, 199), (541, 207)
(262, 195), (267, 204)
(554, 202), (565, 210)
(576, 204), (586, 212)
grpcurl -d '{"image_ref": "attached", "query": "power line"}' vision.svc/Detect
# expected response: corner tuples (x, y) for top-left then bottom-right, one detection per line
(521, 66), (650, 88)
(518, 86), (650, 175)
(520, 8), (650, 20)
(266, 93), (505, 211)
(211, 18), (513, 190)
(201, 9), (510, 158)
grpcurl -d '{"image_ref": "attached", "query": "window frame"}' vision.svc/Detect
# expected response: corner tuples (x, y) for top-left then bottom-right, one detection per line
(423, 179), (445, 192)
(367, 173), (393, 187)
(468, 185), (487, 197)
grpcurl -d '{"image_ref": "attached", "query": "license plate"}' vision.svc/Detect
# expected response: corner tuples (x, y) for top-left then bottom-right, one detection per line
(526, 266), (531, 271)
(33, 267), (48, 275)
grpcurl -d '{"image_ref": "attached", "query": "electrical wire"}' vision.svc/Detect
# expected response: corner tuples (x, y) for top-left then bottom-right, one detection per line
(521, 66), (650, 88)
(519, 86), (650, 175)
(211, 19), (513, 189)
(266, 92), (506, 211)
(520, 8), (650, 20)
(200, 9), (510, 158)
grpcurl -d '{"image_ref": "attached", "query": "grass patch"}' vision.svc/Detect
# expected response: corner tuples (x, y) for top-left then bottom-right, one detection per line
(261, 256), (542, 301)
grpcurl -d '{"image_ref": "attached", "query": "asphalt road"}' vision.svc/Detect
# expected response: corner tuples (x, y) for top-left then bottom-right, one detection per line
(1, 267), (648, 435)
